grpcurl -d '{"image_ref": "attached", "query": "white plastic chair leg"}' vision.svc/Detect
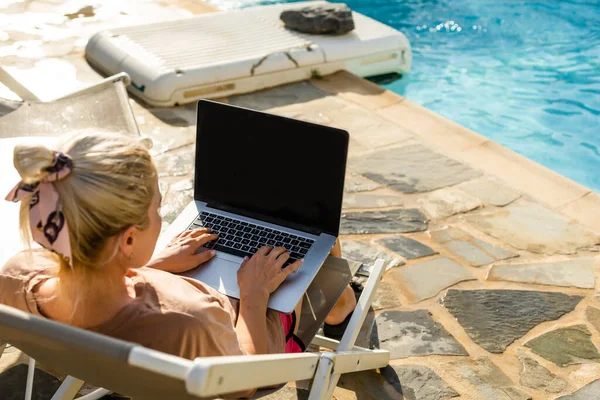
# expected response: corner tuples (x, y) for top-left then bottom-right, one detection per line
(76, 388), (112, 400)
(50, 376), (84, 400)
(25, 357), (35, 400)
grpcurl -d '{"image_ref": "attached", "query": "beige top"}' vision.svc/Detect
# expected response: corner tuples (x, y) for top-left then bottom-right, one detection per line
(0, 250), (285, 359)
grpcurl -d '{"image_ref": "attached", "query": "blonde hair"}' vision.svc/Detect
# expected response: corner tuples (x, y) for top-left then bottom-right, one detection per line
(15, 130), (156, 275)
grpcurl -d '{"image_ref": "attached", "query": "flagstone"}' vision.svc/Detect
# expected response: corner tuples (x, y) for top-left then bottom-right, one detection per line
(465, 202), (600, 255)
(340, 240), (403, 269)
(417, 187), (482, 219)
(370, 310), (468, 359)
(516, 350), (567, 393)
(446, 358), (531, 400)
(587, 306), (600, 333)
(459, 176), (521, 206)
(440, 290), (584, 353)
(430, 227), (517, 267)
(342, 193), (403, 209)
(390, 257), (476, 303)
(382, 365), (459, 400)
(375, 235), (438, 260)
(340, 209), (428, 235)
(488, 259), (596, 288)
(349, 144), (482, 193)
(557, 380), (600, 399)
(525, 325), (600, 367)
(344, 170), (385, 193)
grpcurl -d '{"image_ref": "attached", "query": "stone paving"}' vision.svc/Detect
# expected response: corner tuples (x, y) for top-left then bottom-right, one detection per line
(2, 1), (600, 399)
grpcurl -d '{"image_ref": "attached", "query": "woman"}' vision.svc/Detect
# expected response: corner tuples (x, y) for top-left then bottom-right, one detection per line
(0, 131), (356, 397)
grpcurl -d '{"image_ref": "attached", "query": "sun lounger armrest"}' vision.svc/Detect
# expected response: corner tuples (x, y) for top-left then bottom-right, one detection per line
(186, 353), (320, 398)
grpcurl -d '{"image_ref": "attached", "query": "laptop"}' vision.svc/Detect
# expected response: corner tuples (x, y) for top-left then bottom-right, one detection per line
(166, 99), (349, 313)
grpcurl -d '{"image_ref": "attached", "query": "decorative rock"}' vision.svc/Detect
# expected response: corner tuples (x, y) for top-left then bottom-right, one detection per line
(390, 257), (476, 303)
(465, 202), (600, 255)
(440, 290), (584, 353)
(417, 187), (482, 219)
(370, 310), (468, 359)
(344, 170), (384, 193)
(340, 209), (428, 234)
(447, 358), (531, 400)
(516, 350), (567, 393)
(488, 259), (596, 289)
(525, 325), (600, 367)
(382, 365), (459, 400)
(431, 227), (517, 267)
(349, 144), (481, 193)
(587, 306), (600, 333)
(557, 379), (600, 399)
(280, 4), (355, 35)
(340, 240), (403, 269)
(375, 235), (438, 260)
(343, 192), (403, 209)
(459, 176), (521, 206)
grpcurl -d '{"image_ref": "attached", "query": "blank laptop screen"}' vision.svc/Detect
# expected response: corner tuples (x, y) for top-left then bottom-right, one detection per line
(194, 100), (348, 236)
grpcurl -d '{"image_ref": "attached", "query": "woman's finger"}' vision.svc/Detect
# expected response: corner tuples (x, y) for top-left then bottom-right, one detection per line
(189, 227), (211, 237)
(194, 248), (217, 265)
(193, 233), (218, 247)
(273, 251), (290, 269)
(256, 246), (273, 256)
(268, 246), (286, 261)
(282, 258), (303, 275)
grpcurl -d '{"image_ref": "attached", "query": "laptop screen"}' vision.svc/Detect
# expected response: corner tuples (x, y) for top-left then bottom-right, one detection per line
(194, 100), (348, 236)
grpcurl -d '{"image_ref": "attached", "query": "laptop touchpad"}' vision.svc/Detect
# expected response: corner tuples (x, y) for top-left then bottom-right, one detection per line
(180, 256), (241, 298)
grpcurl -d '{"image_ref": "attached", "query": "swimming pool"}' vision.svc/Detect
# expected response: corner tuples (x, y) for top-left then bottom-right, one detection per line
(209, 0), (600, 192)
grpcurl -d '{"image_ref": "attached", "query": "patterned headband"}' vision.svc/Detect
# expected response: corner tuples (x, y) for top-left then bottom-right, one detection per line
(5, 152), (73, 268)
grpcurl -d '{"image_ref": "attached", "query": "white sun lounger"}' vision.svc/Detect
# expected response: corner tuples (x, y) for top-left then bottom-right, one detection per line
(0, 258), (388, 400)
(85, 1), (411, 107)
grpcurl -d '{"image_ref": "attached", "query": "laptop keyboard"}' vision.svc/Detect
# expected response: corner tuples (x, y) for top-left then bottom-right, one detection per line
(190, 211), (315, 267)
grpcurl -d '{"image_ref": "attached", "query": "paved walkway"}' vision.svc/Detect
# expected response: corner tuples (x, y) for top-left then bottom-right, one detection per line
(1, 1), (600, 399)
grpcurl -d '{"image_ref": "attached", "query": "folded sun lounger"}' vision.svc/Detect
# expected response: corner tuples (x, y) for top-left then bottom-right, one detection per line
(85, 1), (411, 107)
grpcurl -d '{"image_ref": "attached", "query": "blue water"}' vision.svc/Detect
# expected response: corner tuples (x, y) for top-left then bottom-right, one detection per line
(210, 0), (600, 192)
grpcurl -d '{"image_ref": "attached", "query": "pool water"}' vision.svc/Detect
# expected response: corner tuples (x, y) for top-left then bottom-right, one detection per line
(210, 0), (600, 192)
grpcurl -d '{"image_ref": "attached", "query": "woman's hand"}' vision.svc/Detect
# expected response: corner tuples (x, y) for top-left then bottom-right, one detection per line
(237, 246), (303, 300)
(146, 228), (218, 273)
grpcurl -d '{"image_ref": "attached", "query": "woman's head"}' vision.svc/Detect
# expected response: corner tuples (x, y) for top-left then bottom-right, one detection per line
(12, 130), (161, 274)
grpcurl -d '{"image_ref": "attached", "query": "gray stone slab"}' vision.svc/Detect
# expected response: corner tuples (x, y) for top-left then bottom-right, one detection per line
(587, 306), (600, 333)
(160, 182), (193, 224)
(488, 259), (596, 289)
(557, 379), (600, 400)
(340, 240), (403, 269)
(340, 209), (428, 235)
(342, 192), (404, 209)
(465, 202), (600, 255)
(525, 325), (600, 367)
(375, 235), (438, 260)
(417, 187), (482, 219)
(344, 170), (385, 193)
(337, 370), (403, 399)
(371, 279), (403, 311)
(516, 350), (567, 393)
(390, 257), (476, 303)
(459, 176), (521, 206)
(349, 143), (482, 193)
(431, 227), (518, 267)
(440, 289), (584, 353)
(228, 81), (328, 111)
(447, 358), (531, 400)
(382, 365), (459, 400)
(370, 310), (468, 359)
(258, 385), (310, 399)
